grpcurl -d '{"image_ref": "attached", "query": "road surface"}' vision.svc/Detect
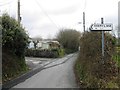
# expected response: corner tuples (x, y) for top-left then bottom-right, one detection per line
(12, 53), (78, 88)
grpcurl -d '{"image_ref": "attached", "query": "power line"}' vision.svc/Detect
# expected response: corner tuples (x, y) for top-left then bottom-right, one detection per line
(34, 0), (60, 30)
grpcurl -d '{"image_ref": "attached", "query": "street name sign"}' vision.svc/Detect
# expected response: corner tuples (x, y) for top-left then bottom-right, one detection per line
(90, 24), (113, 31)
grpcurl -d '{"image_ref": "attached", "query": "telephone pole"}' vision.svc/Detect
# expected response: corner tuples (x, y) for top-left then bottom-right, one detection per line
(83, 12), (85, 32)
(18, 0), (21, 25)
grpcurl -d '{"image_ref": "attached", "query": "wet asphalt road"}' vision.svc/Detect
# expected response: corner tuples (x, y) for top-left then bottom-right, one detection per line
(12, 53), (78, 88)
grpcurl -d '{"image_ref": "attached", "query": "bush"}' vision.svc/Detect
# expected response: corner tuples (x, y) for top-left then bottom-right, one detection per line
(1, 13), (29, 83)
(2, 13), (29, 57)
(25, 49), (61, 58)
(75, 31), (118, 88)
(58, 48), (65, 57)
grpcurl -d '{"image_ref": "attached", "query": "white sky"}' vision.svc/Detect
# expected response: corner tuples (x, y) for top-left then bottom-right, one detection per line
(0, 0), (120, 38)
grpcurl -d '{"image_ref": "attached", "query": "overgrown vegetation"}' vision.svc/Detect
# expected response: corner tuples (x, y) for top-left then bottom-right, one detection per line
(56, 29), (81, 54)
(25, 48), (65, 58)
(74, 31), (119, 88)
(1, 13), (29, 83)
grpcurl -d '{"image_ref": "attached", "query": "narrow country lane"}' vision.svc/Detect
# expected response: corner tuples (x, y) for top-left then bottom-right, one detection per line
(12, 53), (78, 88)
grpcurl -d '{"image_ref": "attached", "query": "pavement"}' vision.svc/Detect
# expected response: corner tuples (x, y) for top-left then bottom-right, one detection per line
(2, 53), (78, 89)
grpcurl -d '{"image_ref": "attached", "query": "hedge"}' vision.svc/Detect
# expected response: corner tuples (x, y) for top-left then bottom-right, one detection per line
(25, 49), (60, 58)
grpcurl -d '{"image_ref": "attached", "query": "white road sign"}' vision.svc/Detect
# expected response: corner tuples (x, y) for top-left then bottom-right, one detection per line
(90, 24), (113, 31)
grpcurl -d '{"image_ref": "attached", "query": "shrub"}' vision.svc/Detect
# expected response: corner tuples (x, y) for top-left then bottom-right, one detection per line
(25, 49), (60, 58)
(1, 13), (29, 83)
(2, 13), (29, 57)
(75, 31), (118, 88)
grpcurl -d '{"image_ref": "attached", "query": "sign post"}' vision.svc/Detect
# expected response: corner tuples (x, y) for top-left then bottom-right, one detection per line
(90, 18), (113, 63)
(101, 18), (104, 57)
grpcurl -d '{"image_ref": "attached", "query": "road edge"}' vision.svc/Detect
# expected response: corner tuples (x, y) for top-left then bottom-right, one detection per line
(2, 53), (76, 89)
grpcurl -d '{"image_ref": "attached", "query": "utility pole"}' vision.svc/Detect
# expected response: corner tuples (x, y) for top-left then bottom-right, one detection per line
(83, 12), (85, 32)
(18, 0), (21, 25)
(118, 2), (120, 46)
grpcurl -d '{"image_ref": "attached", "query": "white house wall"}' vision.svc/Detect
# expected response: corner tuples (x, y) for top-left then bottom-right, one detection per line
(41, 43), (49, 49)
(28, 41), (34, 49)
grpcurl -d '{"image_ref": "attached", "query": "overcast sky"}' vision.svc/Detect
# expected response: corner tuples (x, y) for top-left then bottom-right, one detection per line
(0, 0), (120, 39)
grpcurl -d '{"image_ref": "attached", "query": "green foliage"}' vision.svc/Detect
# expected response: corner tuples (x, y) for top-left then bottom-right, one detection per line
(58, 48), (65, 57)
(1, 13), (29, 83)
(75, 31), (118, 88)
(25, 49), (58, 58)
(118, 38), (120, 46)
(2, 13), (29, 57)
(56, 29), (81, 54)
(106, 81), (119, 88)
(25, 48), (65, 58)
(112, 54), (120, 67)
(2, 51), (29, 83)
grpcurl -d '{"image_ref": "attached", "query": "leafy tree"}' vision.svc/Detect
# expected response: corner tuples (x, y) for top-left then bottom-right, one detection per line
(1, 13), (29, 83)
(56, 29), (81, 54)
(2, 13), (29, 57)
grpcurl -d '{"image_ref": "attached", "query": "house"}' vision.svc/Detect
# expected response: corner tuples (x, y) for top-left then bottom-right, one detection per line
(28, 40), (34, 49)
(28, 39), (60, 50)
(37, 40), (60, 50)
(48, 41), (60, 49)
(36, 41), (49, 49)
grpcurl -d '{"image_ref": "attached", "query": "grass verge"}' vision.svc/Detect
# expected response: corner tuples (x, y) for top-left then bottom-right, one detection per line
(2, 51), (30, 84)
(74, 57), (119, 88)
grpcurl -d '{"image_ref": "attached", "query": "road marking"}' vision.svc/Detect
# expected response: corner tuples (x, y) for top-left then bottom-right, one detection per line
(32, 61), (41, 64)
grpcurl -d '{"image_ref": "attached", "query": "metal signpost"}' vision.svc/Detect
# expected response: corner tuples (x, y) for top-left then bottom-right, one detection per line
(101, 18), (104, 58)
(90, 18), (113, 62)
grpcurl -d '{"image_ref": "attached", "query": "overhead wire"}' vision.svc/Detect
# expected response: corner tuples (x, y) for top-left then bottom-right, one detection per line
(34, 0), (60, 30)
